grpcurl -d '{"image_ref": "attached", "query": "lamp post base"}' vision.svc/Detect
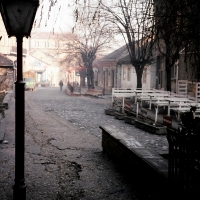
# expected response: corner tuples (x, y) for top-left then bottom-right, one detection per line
(13, 179), (26, 200)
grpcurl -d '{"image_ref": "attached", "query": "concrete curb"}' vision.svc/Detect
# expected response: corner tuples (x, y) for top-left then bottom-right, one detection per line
(0, 118), (5, 142)
(2, 90), (13, 109)
(0, 90), (13, 142)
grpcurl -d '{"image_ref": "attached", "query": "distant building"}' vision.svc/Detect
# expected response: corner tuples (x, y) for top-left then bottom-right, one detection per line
(0, 15), (75, 87)
(94, 45), (156, 93)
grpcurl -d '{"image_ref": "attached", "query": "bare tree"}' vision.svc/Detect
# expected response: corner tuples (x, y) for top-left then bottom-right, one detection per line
(180, 0), (200, 82)
(58, 1), (114, 89)
(34, 0), (156, 90)
(155, 0), (200, 91)
(155, 0), (185, 91)
(100, 0), (155, 89)
(61, 49), (87, 88)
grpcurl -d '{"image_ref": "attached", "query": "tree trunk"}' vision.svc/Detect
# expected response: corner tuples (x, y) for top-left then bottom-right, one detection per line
(79, 69), (86, 87)
(165, 56), (172, 92)
(90, 69), (94, 89)
(135, 66), (144, 89)
(80, 76), (85, 87)
(87, 68), (94, 89)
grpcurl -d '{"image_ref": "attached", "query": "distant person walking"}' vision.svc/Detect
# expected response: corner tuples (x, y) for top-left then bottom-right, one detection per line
(59, 80), (63, 91)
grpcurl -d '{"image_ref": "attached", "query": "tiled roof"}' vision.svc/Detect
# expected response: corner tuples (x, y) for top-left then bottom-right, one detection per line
(0, 53), (13, 66)
(97, 44), (132, 65)
(118, 54), (131, 64)
(98, 45), (128, 61)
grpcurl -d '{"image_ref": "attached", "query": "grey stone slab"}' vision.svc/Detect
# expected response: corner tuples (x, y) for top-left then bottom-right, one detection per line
(100, 125), (133, 140)
(130, 148), (161, 159)
(142, 157), (168, 172)
(120, 139), (144, 148)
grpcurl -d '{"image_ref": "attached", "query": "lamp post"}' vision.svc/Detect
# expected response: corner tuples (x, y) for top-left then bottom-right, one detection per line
(0, 1), (39, 199)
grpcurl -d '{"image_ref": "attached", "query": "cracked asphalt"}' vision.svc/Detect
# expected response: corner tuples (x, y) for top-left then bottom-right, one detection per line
(0, 87), (168, 200)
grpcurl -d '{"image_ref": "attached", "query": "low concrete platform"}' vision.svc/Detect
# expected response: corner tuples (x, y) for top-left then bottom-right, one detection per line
(99, 124), (173, 199)
(100, 125), (168, 179)
(100, 124), (200, 199)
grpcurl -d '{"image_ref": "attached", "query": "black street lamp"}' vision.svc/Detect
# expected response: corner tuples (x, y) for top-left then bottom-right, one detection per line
(0, 0), (39, 199)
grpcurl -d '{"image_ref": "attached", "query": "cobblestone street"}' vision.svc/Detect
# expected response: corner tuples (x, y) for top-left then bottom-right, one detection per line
(0, 87), (168, 200)
(28, 87), (168, 155)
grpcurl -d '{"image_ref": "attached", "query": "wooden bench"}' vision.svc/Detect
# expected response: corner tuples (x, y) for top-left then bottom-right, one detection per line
(112, 88), (135, 102)
(138, 90), (170, 109)
(170, 102), (200, 119)
(136, 89), (170, 113)
(112, 88), (136, 113)
(154, 97), (180, 123)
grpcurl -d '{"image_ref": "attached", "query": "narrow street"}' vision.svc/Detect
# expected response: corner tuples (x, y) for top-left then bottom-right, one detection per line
(0, 87), (156, 200)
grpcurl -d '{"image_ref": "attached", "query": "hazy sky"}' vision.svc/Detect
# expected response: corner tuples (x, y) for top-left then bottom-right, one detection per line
(34, 0), (75, 33)
(32, 0), (124, 50)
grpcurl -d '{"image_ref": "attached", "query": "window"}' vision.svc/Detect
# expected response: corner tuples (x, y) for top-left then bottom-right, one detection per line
(44, 41), (49, 48)
(123, 67), (126, 80)
(127, 67), (131, 81)
(106, 70), (108, 86)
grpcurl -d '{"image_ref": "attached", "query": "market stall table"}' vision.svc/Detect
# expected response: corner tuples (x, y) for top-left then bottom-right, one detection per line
(134, 89), (154, 103)
(112, 93), (135, 113)
(148, 93), (170, 110)
(164, 97), (192, 116)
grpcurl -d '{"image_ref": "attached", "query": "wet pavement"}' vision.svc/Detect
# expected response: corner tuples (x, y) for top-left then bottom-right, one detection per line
(0, 87), (169, 200)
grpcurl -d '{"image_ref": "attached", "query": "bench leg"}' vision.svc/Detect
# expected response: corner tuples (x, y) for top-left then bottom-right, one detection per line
(155, 106), (158, 123)
(149, 98), (152, 110)
(122, 97), (124, 113)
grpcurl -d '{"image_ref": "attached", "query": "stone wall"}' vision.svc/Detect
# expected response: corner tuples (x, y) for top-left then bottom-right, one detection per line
(0, 68), (14, 91)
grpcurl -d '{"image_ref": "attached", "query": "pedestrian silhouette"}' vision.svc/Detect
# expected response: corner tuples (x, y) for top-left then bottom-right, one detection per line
(59, 80), (63, 91)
